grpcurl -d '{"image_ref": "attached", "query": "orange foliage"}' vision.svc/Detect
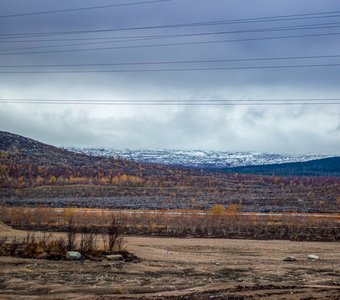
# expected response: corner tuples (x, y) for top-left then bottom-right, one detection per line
(112, 174), (143, 186)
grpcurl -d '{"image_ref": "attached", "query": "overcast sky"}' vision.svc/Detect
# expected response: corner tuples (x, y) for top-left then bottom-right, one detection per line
(0, 0), (339, 154)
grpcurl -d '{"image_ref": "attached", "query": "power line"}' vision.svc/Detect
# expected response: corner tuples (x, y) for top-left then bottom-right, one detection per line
(0, 0), (172, 18)
(0, 36), (154, 43)
(1, 98), (339, 101)
(3, 20), (340, 44)
(1, 54), (339, 68)
(1, 32), (340, 56)
(1, 63), (340, 73)
(1, 102), (338, 106)
(0, 98), (339, 106)
(0, 102), (338, 106)
(2, 22), (340, 52)
(2, 10), (340, 38)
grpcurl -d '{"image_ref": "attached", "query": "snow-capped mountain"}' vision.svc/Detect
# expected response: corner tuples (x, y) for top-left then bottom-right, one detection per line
(66, 148), (333, 169)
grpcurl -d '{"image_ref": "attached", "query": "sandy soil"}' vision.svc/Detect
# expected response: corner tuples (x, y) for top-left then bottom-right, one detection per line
(0, 226), (339, 299)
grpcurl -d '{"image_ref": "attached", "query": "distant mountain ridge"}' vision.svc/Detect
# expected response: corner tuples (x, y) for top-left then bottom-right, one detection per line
(225, 157), (340, 177)
(1, 131), (339, 212)
(1, 131), (339, 177)
(67, 147), (336, 171)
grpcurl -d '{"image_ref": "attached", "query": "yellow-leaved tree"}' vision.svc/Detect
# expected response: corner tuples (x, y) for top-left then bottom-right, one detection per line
(210, 204), (226, 216)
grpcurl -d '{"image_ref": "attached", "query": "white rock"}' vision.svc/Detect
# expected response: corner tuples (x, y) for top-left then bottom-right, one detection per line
(308, 255), (320, 260)
(66, 251), (82, 261)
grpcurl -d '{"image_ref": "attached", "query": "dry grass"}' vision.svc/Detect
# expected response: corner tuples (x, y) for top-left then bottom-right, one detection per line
(1, 206), (339, 241)
(0, 216), (125, 259)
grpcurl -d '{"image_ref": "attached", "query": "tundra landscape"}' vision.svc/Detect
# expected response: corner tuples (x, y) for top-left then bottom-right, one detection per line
(0, 131), (339, 299)
(1, 0), (340, 299)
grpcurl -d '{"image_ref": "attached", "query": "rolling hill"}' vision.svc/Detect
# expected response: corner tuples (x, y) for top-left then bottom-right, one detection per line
(224, 157), (340, 177)
(0, 131), (339, 212)
(2, 130), (338, 176)
(0, 130), (180, 178)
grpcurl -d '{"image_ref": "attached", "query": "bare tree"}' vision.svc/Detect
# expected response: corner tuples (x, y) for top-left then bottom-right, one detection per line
(102, 213), (124, 253)
(66, 213), (77, 251)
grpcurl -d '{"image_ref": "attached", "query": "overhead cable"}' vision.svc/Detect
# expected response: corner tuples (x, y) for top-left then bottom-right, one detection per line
(0, 98), (339, 106)
(2, 10), (340, 38)
(2, 21), (340, 52)
(1, 32), (340, 56)
(1, 53), (339, 68)
(1, 63), (340, 73)
(0, 0), (172, 18)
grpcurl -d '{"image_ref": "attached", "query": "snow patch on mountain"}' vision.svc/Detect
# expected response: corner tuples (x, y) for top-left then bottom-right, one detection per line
(66, 148), (334, 169)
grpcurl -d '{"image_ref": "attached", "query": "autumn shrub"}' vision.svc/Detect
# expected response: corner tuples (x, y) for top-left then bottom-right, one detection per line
(101, 214), (124, 253)
(0, 236), (10, 255)
(0, 211), (127, 259)
(210, 204), (225, 216)
(112, 286), (127, 295)
(0, 230), (124, 259)
(79, 230), (98, 255)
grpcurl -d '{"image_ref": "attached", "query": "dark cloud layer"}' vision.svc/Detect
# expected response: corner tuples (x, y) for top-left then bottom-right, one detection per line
(0, 0), (339, 153)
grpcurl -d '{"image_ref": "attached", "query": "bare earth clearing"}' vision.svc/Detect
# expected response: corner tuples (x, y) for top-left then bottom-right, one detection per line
(0, 226), (339, 299)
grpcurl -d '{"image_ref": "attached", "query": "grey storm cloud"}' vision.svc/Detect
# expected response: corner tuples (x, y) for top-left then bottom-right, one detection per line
(0, 0), (340, 154)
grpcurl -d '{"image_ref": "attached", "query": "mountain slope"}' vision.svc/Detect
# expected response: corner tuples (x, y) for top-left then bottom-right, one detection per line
(0, 131), (99, 167)
(1, 131), (339, 177)
(223, 157), (340, 177)
(0, 131), (177, 178)
(67, 147), (332, 168)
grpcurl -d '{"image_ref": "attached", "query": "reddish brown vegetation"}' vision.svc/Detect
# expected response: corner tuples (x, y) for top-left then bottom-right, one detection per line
(1, 206), (339, 242)
(0, 212), (127, 260)
(1, 131), (339, 213)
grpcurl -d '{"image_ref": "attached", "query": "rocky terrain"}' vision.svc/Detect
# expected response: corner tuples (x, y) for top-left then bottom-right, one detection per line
(0, 226), (339, 299)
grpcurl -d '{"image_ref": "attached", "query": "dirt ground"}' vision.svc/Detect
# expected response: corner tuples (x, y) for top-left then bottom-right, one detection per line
(0, 227), (339, 299)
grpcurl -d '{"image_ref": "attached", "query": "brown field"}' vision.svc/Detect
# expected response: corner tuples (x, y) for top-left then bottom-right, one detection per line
(0, 224), (339, 299)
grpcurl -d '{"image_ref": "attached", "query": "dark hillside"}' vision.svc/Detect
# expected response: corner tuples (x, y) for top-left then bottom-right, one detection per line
(0, 131), (180, 178)
(223, 157), (340, 177)
(1, 131), (99, 167)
